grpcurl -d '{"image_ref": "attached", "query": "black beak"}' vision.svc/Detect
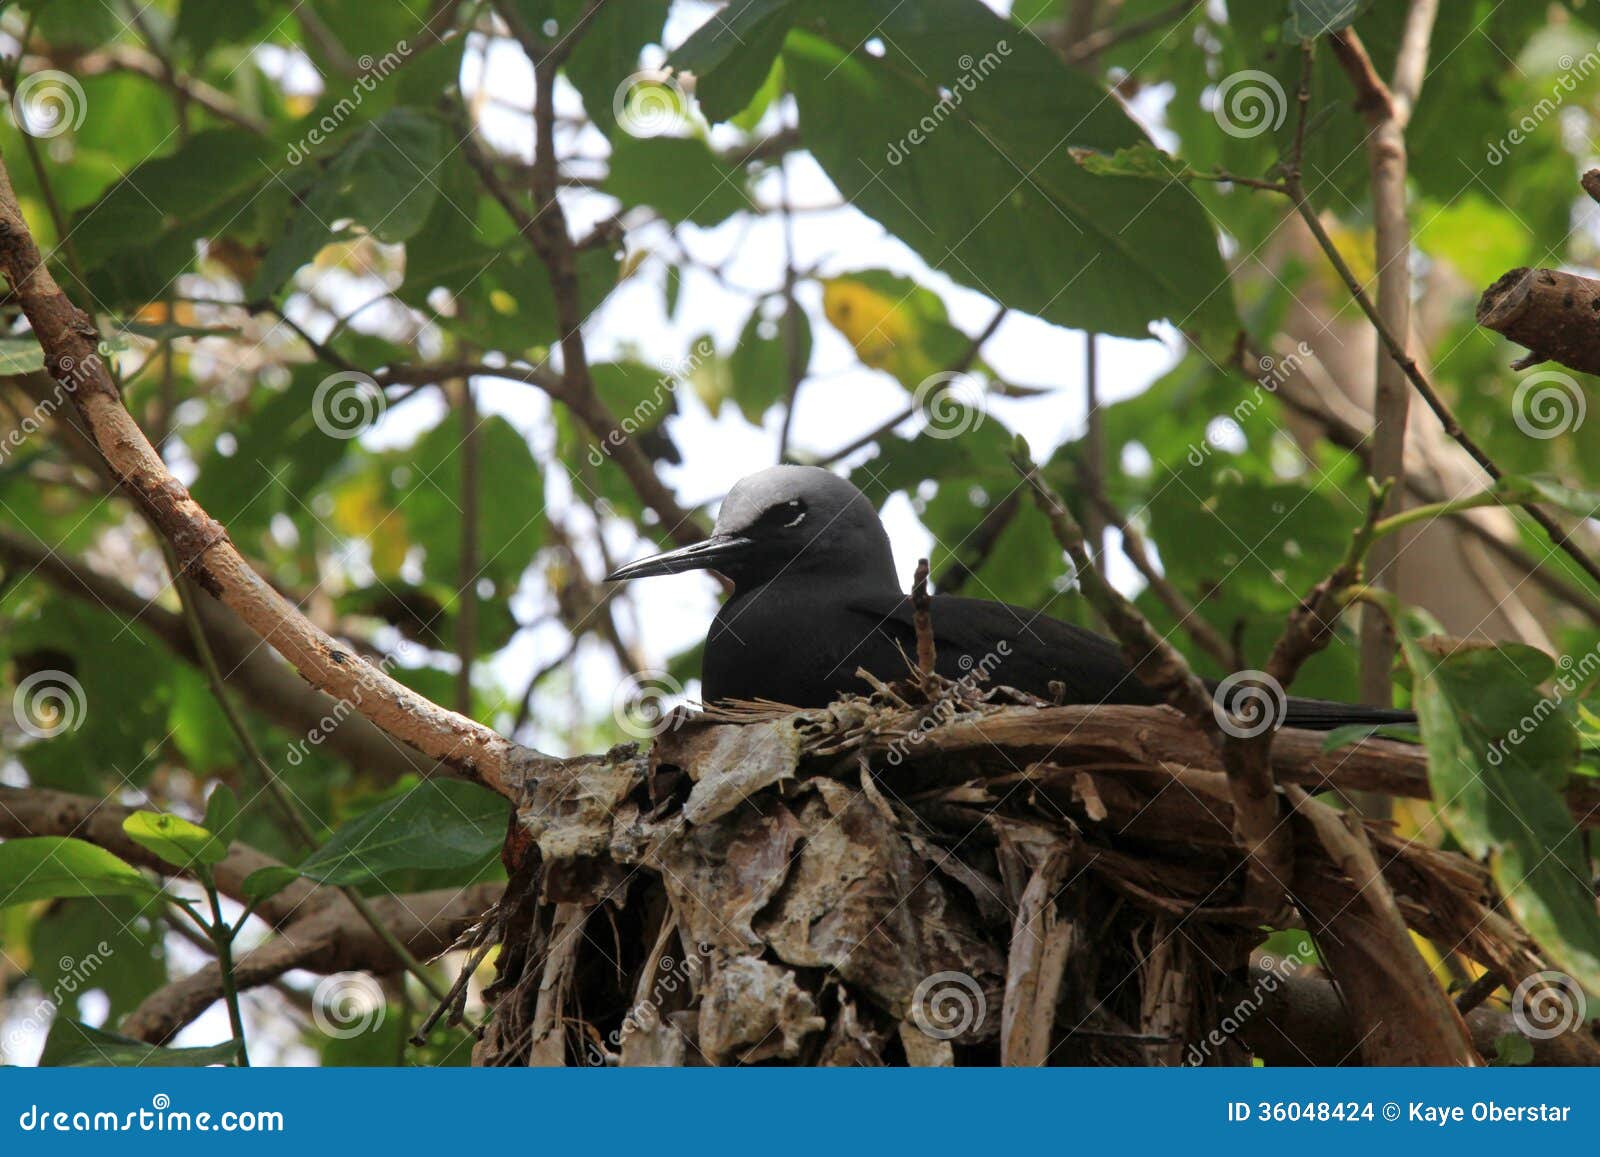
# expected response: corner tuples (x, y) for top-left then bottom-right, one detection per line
(604, 534), (755, 582)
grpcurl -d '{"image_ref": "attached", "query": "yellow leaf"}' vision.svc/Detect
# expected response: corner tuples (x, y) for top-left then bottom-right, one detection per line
(822, 277), (915, 371)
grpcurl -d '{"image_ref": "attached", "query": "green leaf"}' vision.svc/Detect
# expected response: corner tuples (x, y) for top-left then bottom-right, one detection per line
(70, 130), (273, 301)
(293, 779), (508, 888)
(121, 811), (227, 870)
(202, 785), (240, 854)
(1490, 1030), (1535, 1066)
(566, 0), (672, 136)
(1495, 474), (1600, 520)
(606, 135), (751, 225)
(1398, 612), (1600, 995)
(254, 109), (448, 296)
(175, 0), (268, 56)
(1285, 0), (1377, 39)
(241, 866), (302, 904)
(729, 303), (811, 423)
(777, 0), (1236, 338)
(39, 1020), (237, 1067)
(1070, 143), (1189, 180)
(0, 837), (160, 908)
(403, 412), (546, 592)
(0, 335), (44, 374)
(669, 0), (797, 121)
(1320, 722), (1420, 751)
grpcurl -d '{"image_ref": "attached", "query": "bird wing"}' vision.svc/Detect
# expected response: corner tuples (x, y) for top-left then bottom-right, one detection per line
(850, 594), (1415, 728)
(846, 593), (1161, 705)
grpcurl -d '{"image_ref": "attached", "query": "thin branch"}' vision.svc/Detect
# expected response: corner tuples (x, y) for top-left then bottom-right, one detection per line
(1084, 488), (1237, 669)
(1283, 181), (1600, 590)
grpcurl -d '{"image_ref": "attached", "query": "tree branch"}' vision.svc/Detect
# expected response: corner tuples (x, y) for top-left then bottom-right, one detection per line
(122, 883), (501, 1044)
(0, 148), (537, 797)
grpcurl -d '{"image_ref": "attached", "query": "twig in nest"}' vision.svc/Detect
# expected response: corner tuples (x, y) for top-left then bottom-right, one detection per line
(912, 557), (936, 678)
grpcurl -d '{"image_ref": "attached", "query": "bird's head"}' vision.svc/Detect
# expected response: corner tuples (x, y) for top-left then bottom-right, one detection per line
(605, 465), (898, 590)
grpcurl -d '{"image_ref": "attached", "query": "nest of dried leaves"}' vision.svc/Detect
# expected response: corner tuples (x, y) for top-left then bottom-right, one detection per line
(466, 673), (1600, 1067)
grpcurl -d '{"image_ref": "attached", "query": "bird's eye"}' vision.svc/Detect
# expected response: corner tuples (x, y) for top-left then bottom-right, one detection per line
(758, 499), (807, 529)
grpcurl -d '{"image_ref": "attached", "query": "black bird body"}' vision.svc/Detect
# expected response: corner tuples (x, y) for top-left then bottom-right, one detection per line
(610, 466), (1411, 730)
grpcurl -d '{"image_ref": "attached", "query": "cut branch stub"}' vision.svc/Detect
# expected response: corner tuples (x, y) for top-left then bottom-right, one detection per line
(1478, 267), (1600, 375)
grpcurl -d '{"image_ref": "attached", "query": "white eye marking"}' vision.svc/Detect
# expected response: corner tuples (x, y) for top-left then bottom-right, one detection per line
(782, 509), (807, 528)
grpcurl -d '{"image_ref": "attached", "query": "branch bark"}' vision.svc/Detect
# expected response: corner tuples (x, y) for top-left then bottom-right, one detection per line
(0, 150), (537, 797)
(1478, 266), (1600, 375)
(122, 883), (501, 1044)
(1329, 7), (1438, 711)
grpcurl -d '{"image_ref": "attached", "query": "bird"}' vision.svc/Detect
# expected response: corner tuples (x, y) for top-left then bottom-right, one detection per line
(606, 465), (1413, 730)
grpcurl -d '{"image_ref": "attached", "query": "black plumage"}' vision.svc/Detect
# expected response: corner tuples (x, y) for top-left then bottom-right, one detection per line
(607, 465), (1410, 729)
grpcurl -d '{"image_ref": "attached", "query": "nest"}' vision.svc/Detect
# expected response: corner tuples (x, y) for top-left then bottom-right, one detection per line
(465, 673), (1600, 1066)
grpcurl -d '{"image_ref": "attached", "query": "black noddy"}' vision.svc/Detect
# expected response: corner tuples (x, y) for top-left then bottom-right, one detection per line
(606, 465), (1413, 729)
